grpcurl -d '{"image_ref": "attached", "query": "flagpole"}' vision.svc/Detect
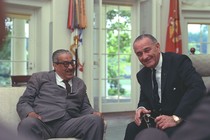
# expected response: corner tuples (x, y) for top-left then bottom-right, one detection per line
(75, 30), (78, 76)
(67, 0), (86, 75)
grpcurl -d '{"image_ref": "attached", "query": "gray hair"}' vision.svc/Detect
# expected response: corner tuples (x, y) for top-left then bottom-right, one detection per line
(133, 34), (158, 46)
(52, 49), (71, 63)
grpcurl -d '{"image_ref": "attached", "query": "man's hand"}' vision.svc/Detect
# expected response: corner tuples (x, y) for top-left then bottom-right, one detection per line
(93, 112), (103, 118)
(27, 112), (42, 120)
(155, 115), (177, 129)
(135, 108), (151, 126)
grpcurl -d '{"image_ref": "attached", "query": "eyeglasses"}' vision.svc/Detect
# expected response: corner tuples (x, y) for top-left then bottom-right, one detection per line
(54, 60), (76, 68)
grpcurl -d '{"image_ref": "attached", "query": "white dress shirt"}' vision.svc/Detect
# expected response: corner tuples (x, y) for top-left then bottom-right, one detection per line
(55, 73), (72, 91)
(154, 53), (162, 103)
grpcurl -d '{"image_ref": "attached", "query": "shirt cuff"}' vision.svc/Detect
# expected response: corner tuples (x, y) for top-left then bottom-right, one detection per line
(136, 106), (146, 112)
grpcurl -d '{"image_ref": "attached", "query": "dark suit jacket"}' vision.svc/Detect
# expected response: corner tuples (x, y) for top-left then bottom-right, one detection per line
(137, 52), (206, 119)
(16, 70), (94, 122)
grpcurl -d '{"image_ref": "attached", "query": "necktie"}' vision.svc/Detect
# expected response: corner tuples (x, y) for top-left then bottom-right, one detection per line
(63, 80), (71, 94)
(152, 69), (160, 111)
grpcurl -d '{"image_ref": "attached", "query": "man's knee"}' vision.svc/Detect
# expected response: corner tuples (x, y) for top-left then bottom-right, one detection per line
(18, 117), (40, 132)
(89, 114), (104, 127)
(124, 121), (147, 140)
(126, 121), (138, 131)
(18, 117), (38, 129)
(17, 117), (48, 140)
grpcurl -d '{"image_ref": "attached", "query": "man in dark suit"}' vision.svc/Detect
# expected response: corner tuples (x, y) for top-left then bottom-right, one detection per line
(135, 91), (210, 140)
(17, 49), (104, 140)
(124, 34), (206, 140)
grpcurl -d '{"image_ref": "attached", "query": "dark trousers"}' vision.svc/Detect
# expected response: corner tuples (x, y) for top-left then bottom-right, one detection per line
(124, 121), (181, 140)
(124, 121), (148, 140)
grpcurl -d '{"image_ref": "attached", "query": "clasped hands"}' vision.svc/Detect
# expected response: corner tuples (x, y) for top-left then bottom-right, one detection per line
(135, 108), (177, 129)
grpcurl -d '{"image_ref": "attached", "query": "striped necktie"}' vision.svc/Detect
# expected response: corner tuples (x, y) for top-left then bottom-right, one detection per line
(152, 69), (160, 111)
(63, 80), (71, 94)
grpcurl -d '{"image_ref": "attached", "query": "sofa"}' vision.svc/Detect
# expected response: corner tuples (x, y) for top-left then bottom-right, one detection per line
(0, 86), (79, 140)
(188, 54), (210, 91)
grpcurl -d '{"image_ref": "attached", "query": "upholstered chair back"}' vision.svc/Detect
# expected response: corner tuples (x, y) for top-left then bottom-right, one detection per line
(188, 54), (210, 92)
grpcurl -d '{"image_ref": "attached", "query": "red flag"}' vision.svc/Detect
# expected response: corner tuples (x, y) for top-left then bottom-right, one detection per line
(67, 0), (87, 31)
(67, 0), (74, 31)
(165, 0), (182, 54)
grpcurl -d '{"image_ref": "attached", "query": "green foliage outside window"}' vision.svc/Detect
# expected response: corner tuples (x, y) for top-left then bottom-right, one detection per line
(105, 6), (131, 96)
(0, 18), (12, 86)
(188, 24), (209, 54)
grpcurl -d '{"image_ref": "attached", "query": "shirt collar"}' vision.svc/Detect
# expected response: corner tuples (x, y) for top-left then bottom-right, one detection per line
(155, 53), (162, 71)
(55, 72), (72, 87)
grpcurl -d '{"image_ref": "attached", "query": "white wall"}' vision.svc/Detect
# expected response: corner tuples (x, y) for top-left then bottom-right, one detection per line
(138, 0), (170, 51)
(5, 0), (210, 69)
(5, 0), (94, 104)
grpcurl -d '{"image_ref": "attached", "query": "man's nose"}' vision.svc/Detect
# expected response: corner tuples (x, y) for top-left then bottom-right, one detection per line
(141, 52), (148, 60)
(67, 64), (74, 69)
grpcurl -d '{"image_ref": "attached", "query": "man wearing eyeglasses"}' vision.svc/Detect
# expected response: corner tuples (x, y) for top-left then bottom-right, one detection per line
(16, 49), (104, 140)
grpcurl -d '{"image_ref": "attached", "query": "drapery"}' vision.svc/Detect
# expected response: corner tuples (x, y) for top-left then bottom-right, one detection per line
(67, 0), (87, 32)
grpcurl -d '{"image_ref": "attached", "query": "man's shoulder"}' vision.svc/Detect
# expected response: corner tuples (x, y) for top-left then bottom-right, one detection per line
(164, 52), (188, 59)
(163, 52), (189, 63)
(32, 70), (53, 75)
(31, 71), (54, 79)
(137, 67), (150, 76)
(73, 76), (85, 83)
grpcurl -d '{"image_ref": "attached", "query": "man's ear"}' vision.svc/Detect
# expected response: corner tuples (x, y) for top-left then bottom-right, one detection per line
(156, 43), (160, 49)
(53, 63), (57, 70)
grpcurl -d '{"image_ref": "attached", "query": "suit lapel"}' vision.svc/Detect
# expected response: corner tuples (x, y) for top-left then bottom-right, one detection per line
(148, 69), (154, 105)
(48, 70), (57, 84)
(161, 53), (169, 94)
(143, 68), (154, 104)
(72, 76), (77, 94)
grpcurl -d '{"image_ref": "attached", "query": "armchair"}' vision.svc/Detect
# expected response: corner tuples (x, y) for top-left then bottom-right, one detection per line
(0, 87), (106, 140)
(188, 54), (210, 92)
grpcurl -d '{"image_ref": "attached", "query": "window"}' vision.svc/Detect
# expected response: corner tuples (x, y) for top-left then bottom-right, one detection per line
(103, 5), (132, 102)
(93, 3), (132, 108)
(0, 14), (30, 86)
(188, 24), (210, 54)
